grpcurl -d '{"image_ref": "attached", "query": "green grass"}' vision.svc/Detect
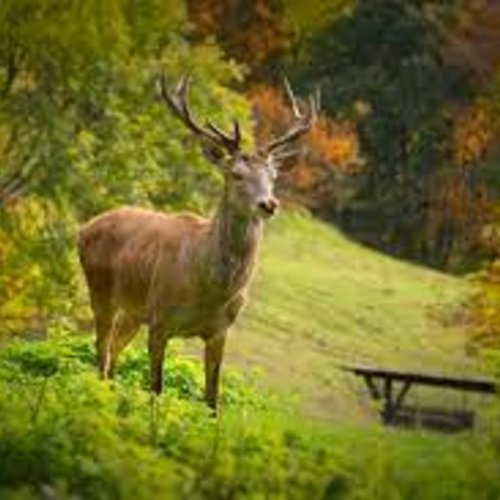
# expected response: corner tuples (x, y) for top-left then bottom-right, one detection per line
(1, 213), (499, 499)
(206, 210), (478, 420)
(0, 335), (499, 500)
(0, 213), (500, 500)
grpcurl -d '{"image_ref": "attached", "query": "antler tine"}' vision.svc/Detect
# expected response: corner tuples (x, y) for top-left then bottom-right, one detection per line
(315, 85), (322, 112)
(174, 75), (216, 140)
(158, 73), (181, 116)
(176, 73), (190, 96)
(308, 86), (321, 120)
(271, 148), (301, 162)
(159, 74), (202, 136)
(206, 120), (241, 152)
(265, 79), (317, 155)
(233, 120), (241, 144)
(158, 73), (241, 152)
(308, 95), (317, 120)
(284, 77), (301, 119)
(266, 122), (311, 153)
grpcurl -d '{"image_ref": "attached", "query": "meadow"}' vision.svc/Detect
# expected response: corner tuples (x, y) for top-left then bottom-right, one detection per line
(1, 212), (499, 499)
(203, 211), (481, 420)
(2, 1), (500, 498)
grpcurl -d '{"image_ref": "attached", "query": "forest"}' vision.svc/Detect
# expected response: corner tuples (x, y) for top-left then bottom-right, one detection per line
(1, 0), (500, 498)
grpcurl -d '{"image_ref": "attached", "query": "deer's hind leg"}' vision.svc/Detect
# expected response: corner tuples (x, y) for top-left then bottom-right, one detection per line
(108, 311), (141, 378)
(81, 254), (116, 380)
(91, 295), (115, 380)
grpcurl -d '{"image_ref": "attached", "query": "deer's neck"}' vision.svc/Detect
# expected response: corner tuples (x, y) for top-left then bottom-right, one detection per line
(209, 193), (263, 295)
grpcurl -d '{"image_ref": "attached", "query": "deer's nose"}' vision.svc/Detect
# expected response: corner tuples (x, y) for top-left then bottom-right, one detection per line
(257, 198), (280, 217)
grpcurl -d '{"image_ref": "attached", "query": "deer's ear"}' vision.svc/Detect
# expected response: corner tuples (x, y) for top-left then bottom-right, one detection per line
(201, 142), (226, 167)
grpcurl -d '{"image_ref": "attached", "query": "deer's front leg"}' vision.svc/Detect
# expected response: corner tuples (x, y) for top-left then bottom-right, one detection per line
(148, 326), (169, 395)
(204, 332), (227, 413)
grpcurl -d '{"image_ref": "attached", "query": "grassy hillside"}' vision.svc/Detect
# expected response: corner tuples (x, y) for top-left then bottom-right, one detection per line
(203, 210), (478, 420)
(1, 211), (499, 499)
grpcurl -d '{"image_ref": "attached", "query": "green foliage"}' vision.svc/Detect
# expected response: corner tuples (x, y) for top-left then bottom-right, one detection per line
(0, 0), (250, 334)
(0, 332), (269, 406)
(1, 4), (500, 497)
(0, 333), (499, 499)
(290, 0), (472, 264)
(468, 261), (500, 351)
(0, 0), (248, 214)
(284, 0), (354, 40)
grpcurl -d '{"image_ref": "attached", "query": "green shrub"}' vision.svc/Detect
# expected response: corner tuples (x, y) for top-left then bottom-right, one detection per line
(0, 334), (499, 499)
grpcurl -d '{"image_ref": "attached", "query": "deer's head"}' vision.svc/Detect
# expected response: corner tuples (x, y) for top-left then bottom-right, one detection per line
(159, 75), (318, 219)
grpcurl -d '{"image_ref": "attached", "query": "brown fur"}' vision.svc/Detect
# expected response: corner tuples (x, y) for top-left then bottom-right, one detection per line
(78, 75), (313, 411)
(78, 196), (263, 410)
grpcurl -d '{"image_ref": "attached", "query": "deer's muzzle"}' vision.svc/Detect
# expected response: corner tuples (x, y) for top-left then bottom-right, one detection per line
(257, 198), (280, 218)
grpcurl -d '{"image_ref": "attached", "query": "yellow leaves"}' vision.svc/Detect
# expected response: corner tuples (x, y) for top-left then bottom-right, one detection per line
(309, 116), (361, 172)
(452, 103), (496, 168)
(469, 285), (500, 349)
(285, 0), (354, 33)
(353, 99), (372, 118)
(427, 96), (499, 263)
(0, 124), (11, 157)
(0, 196), (70, 334)
(469, 245), (500, 349)
(74, 129), (97, 160)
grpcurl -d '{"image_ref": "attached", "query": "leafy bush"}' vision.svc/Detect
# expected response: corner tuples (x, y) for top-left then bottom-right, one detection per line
(0, 333), (499, 499)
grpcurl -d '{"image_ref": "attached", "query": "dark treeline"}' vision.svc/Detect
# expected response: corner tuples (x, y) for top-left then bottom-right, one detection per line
(188, 0), (500, 270)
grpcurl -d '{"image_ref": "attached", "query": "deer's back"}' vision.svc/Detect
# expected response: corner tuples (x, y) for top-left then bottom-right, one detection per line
(78, 206), (210, 312)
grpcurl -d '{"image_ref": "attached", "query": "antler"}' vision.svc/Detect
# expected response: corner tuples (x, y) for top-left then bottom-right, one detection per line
(265, 79), (319, 155)
(158, 73), (241, 153)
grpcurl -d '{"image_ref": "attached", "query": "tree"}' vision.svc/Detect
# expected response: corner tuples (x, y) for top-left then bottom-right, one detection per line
(0, 0), (250, 336)
(187, 0), (290, 80)
(291, 0), (474, 265)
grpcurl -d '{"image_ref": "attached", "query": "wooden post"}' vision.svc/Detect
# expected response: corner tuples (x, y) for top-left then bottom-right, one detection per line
(363, 374), (381, 400)
(382, 378), (393, 423)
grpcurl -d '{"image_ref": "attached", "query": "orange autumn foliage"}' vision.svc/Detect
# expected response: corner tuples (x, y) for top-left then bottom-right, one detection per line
(452, 103), (496, 168)
(250, 84), (361, 168)
(249, 84), (362, 208)
(250, 85), (290, 146)
(288, 162), (316, 190)
(427, 169), (491, 261)
(187, 0), (289, 72)
(309, 116), (360, 169)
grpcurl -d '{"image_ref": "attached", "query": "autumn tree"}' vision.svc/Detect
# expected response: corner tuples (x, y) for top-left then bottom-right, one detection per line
(187, 0), (290, 80)
(290, 0), (476, 265)
(0, 0), (250, 337)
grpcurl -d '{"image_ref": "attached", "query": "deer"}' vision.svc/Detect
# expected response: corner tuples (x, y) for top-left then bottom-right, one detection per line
(78, 75), (317, 412)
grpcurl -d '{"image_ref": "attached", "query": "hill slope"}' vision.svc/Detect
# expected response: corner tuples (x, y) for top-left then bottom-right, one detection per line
(191, 211), (476, 420)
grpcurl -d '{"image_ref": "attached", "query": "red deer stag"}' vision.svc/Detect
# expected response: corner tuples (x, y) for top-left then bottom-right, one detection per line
(78, 75), (317, 411)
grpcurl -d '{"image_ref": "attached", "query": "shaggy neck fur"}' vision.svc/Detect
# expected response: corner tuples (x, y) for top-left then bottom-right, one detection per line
(209, 188), (263, 296)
